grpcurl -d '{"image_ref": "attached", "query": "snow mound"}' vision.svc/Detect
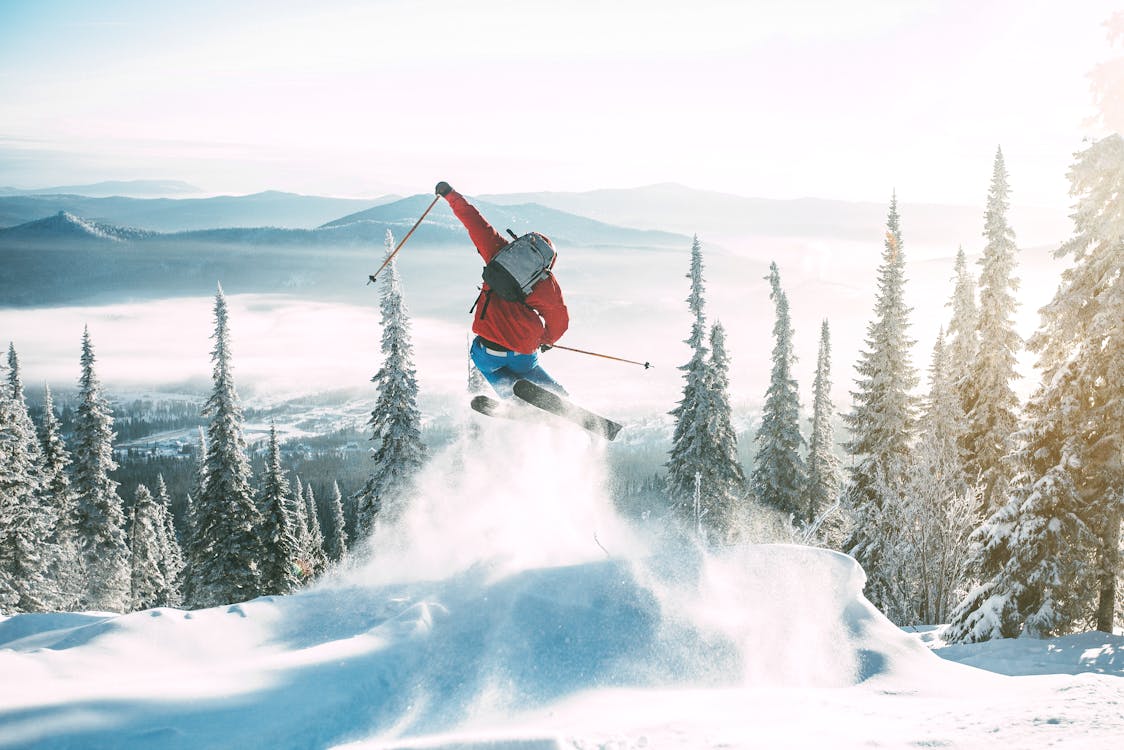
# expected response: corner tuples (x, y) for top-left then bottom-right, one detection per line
(0, 420), (960, 749)
(0, 546), (943, 749)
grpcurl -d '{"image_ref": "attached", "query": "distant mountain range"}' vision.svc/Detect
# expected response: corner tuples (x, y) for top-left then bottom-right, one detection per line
(0, 195), (691, 307)
(480, 182), (1072, 249)
(0, 211), (159, 242)
(0, 182), (1074, 250)
(0, 182), (1072, 312)
(0, 179), (203, 198)
(0, 195), (688, 249)
(0, 190), (395, 232)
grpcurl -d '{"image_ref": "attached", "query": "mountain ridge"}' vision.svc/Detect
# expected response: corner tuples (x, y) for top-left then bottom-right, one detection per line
(0, 194), (691, 250)
(479, 183), (1072, 248)
(0, 179), (203, 198)
(0, 191), (394, 232)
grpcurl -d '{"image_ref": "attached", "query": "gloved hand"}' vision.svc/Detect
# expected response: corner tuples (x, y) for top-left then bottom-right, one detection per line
(435, 181), (453, 197)
(539, 344), (553, 353)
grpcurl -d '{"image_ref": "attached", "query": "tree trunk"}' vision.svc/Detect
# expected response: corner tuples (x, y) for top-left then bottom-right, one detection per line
(1096, 504), (1121, 633)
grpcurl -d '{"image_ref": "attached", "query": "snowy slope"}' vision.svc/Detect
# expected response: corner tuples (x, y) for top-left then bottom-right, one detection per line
(1, 419), (1121, 749)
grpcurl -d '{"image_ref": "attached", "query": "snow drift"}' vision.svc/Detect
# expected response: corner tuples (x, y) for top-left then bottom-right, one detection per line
(0, 419), (981, 749)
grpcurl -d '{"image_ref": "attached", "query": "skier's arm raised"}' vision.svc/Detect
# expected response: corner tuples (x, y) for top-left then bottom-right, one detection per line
(436, 182), (507, 261)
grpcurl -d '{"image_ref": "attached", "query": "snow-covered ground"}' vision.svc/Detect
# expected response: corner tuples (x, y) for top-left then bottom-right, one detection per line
(1, 419), (1121, 750)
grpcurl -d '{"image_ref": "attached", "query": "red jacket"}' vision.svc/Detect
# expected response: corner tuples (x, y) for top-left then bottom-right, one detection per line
(445, 190), (569, 354)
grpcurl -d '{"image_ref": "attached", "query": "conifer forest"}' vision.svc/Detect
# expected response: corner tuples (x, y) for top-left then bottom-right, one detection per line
(1, 138), (1121, 641)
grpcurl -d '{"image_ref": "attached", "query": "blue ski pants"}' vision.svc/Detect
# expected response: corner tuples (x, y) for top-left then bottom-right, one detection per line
(469, 336), (566, 399)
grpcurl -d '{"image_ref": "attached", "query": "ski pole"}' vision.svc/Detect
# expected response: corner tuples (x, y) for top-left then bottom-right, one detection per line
(367, 194), (441, 284)
(548, 344), (651, 369)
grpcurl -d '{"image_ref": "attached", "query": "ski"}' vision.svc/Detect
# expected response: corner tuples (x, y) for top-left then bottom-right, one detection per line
(470, 394), (525, 421)
(512, 379), (623, 441)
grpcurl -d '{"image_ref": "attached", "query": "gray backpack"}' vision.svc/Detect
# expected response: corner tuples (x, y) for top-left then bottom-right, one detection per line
(482, 231), (556, 302)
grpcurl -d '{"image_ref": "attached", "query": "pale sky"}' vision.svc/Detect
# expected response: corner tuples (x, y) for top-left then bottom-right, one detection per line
(0, 0), (1119, 206)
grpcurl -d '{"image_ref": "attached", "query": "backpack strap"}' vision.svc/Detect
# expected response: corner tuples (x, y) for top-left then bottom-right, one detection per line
(469, 287), (494, 319)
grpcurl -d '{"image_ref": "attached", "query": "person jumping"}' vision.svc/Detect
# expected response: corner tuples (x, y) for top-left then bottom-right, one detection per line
(435, 181), (569, 398)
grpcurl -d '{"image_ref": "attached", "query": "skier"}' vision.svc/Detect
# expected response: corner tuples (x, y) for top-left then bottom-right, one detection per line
(436, 180), (569, 398)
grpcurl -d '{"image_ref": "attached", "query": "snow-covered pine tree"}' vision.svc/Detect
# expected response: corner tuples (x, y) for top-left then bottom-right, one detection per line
(256, 425), (301, 596)
(942, 495), (1021, 642)
(71, 328), (130, 612)
(39, 384), (84, 610)
(842, 198), (919, 617)
(697, 322), (746, 537)
(128, 484), (168, 612)
(944, 377), (1100, 644)
(805, 320), (841, 529)
(303, 483), (327, 575)
(6, 344), (45, 484)
(0, 348), (51, 613)
(153, 474), (183, 607)
(919, 330), (969, 496)
(945, 247), (980, 417)
(963, 147), (1023, 515)
(1007, 408), (1098, 638)
(291, 474), (309, 564)
(183, 427), (207, 549)
(326, 481), (349, 563)
(181, 286), (264, 608)
(751, 262), (807, 522)
(895, 331), (978, 625)
(667, 236), (713, 533)
(939, 136), (1124, 647)
(355, 231), (427, 537)
(1022, 134), (1123, 633)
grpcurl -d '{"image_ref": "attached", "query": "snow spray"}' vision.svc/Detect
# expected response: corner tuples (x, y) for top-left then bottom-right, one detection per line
(338, 416), (642, 586)
(323, 417), (910, 695)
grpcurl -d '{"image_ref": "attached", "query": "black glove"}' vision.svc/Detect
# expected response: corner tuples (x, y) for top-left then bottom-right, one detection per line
(435, 181), (453, 197)
(539, 344), (553, 353)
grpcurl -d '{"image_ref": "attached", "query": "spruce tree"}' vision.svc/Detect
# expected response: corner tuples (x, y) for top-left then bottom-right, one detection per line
(963, 147), (1023, 515)
(303, 483), (327, 575)
(1043, 133), (1124, 634)
(355, 231), (427, 537)
(919, 331), (969, 497)
(128, 484), (169, 612)
(153, 474), (183, 607)
(1020, 134), (1122, 633)
(0, 348), (51, 613)
(71, 328), (130, 612)
(896, 331), (978, 624)
(842, 198), (919, 616)
(945, 247), (980, 415)
(942, 496), (1021, 642)
(6, 345), (45, 483)
(698, 322), (746, 536)
(751, 262), (807, 522)
(805, 320), (841, 528)
(291, 474), (309, 564)
(944, 399), (1097, 643)
(182, 286), (264, 608)
(947, 137), (1124, 641)
(183, 427), (207, 549)
(667, 235), (712, 531)
(39, 384), (84, 610)
(326, 481), (349, 563)
(1008, 403), (1098, 638)
(256, 425), (301, 595)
